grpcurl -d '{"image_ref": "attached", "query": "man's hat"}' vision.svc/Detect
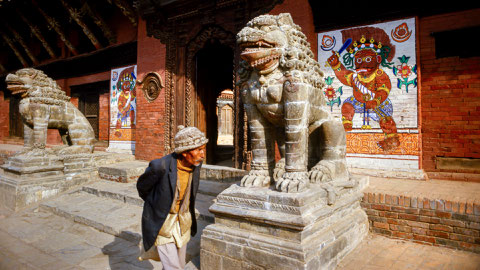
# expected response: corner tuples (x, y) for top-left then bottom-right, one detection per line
(174, 125), (208, 154)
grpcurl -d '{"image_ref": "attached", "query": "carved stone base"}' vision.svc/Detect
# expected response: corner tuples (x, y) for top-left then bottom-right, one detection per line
(2, 155), (64, 178)
(200, 176), (369, 270)
(0, 154), (96, 211)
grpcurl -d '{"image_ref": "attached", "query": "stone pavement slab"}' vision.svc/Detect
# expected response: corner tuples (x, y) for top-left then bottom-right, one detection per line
(0, 206), (163, 270)
(338, 233), (480, 270)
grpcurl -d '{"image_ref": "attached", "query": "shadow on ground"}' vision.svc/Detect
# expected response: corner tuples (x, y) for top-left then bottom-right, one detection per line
(102, 231), (159, 270)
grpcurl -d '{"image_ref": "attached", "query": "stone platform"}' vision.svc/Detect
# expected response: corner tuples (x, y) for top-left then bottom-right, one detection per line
(30, 164), (244, 268)
(0, 151), (135, 211)
(1, 164), (480, 269)
(201, 176), (369, 270)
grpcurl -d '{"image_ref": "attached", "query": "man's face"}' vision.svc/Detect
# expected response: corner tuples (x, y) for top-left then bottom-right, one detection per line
(354, 49), (381, 77)
(122, 80), (131, 92)
(181, 145), (206, 166)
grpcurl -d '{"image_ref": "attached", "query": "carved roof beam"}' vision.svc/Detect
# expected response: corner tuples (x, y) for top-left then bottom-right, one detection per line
(3, 22), (39, 65)
(81, 2), (116, 45)
(32, 0), (78, 56)
(109, 0), (137, 27)
(0, 30), (29, 67)
(60, 0), (101, 50)
(17, 11), (56, 58)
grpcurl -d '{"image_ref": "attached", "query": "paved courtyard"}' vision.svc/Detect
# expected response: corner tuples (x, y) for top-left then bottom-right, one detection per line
(1, 203), (480, 270)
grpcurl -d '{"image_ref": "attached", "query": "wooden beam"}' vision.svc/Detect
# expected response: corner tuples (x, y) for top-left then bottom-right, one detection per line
(60, 0), (102, 50)
(81, 2), (116, 45)
(109, 0), (137, 27)
(32, 0), (78, 56)
(3, 22), (39, 65)
(17, 11), (56, 58)
(0, 30), (29, 67)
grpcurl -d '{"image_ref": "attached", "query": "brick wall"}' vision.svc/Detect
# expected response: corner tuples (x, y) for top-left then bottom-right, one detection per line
(362, 191), (480, 253)
(420, 9), (480, 180)
(0, 91), (9, 141)
(99, 92), (109, 141)
(134, 19), (167, 161)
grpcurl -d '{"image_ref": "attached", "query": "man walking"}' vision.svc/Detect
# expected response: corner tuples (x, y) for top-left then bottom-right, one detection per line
(137, 125), (208, 269)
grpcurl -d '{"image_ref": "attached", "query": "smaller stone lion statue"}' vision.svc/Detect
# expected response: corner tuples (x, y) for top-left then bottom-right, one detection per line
(237, 13), (349, 193)
(6, 68), (95, 156)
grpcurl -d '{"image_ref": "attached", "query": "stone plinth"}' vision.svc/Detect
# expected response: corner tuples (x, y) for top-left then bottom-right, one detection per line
(0, 154), (96, 211)
(200, 176), (369, 270)
(98, 160), (148, 183)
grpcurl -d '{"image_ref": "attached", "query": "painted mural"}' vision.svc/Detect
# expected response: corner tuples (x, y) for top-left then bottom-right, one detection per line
(108, 65), (137, 153)
(318, 18), (419, 172)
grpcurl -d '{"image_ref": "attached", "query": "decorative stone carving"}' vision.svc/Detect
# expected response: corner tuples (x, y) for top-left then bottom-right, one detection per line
(236, 13), (348, 193)
(137, 71), (164, 102)
(201, 175), (369, 270)
(200, 14), (369, 270)
(5, 68), (95, 157)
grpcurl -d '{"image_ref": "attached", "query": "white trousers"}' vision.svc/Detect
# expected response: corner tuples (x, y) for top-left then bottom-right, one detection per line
(156, 242), (187, 270)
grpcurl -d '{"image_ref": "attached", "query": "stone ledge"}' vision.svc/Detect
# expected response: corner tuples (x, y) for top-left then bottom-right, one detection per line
(200, 164), (246, 182)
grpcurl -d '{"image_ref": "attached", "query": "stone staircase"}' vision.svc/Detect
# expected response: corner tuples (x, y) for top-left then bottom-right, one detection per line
(39, 158), (246, 268)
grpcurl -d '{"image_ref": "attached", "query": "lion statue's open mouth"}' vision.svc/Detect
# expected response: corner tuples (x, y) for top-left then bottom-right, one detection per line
(240, 40), (281, 74)
(5, 73), (29, 96)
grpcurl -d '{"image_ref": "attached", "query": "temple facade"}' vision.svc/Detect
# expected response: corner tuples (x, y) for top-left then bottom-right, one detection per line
(0, 0), (478, 181)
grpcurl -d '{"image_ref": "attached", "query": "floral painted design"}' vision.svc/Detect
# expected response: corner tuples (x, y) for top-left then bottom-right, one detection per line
(323, 76), (343, 111)
(392, 55), (417, 93)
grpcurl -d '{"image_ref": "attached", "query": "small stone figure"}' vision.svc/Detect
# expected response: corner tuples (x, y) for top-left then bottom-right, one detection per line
(237, 13), (349, 193)
(5, 68), (95, 156)
(137, 126), (208, 269)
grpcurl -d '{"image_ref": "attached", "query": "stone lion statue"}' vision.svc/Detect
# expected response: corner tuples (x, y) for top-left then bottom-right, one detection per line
(6, 68), (95, 156)
(237, 13), (349, 193)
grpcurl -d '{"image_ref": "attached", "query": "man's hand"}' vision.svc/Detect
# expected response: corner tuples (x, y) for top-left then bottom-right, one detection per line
(327, 51), (340, 69)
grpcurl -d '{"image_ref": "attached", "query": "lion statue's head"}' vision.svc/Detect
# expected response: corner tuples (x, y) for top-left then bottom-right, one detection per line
(6, 68), (70, 102)
(237, 13), (324, 89)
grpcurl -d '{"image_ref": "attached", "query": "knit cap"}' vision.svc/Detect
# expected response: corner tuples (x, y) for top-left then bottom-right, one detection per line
(174, 125), (209, 154)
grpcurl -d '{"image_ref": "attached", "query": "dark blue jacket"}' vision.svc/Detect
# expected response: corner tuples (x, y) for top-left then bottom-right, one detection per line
(137, 153), (201, 251)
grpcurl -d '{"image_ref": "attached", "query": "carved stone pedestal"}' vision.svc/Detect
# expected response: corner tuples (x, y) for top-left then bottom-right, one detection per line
(200, 176), (369, 270)
(0, 155), (65, 211)
(0, 153), (96, 211)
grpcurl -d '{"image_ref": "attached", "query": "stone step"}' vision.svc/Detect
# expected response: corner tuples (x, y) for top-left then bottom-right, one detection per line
(40, 189), (211, 263)
(40, 190), (143, 243)
(97, 160), (246, 184)
(98, 160), (149, 183)
(200, 164), (246, 182)
(91, 151), (136, 167)
(81, 179), (216, 222)
(198, 179), (238, 197)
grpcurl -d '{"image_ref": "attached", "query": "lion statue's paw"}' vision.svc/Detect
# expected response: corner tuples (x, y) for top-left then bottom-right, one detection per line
(273, 158), (285, 181)
(241, 170), (272, 188)
(308, 160), (335, 183)
(275, 171), (308, 193)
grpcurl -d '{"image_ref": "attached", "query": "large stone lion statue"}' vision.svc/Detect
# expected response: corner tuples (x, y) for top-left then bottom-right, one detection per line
(237, 13), (349, 193)
(6, 68), (95, 156)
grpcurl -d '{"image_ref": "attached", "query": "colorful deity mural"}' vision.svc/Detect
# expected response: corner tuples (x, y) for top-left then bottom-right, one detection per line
(108, 65), (137, 154)
(318, 18), (419, 172)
